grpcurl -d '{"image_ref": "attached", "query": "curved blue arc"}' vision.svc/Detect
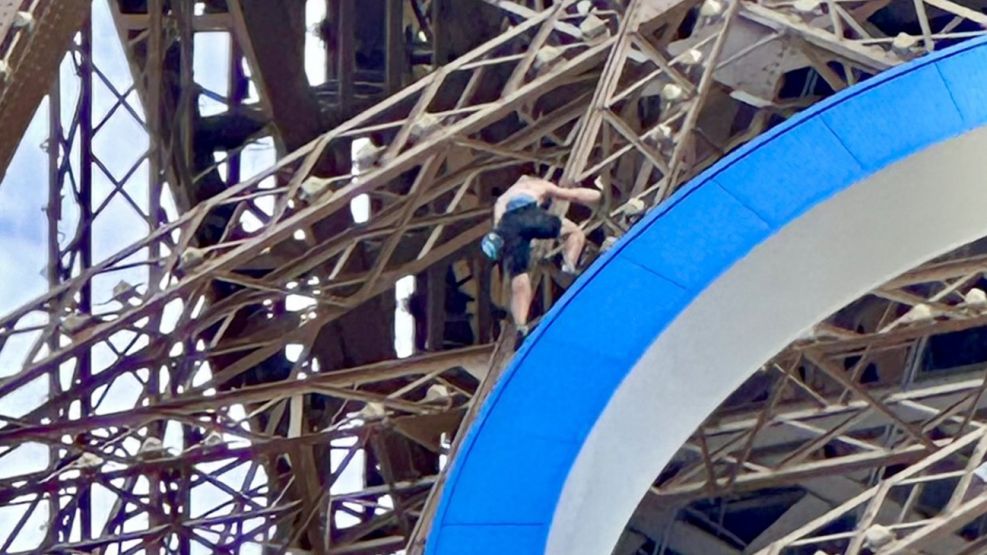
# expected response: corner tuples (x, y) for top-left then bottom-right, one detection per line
(427, 36), (987, 554)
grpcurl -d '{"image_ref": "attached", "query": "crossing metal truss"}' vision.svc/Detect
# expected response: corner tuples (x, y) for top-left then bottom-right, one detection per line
(4, 7), (178, 555)
(632, 246), (987, 553)
(755, 428), (987, 554)
(1, 0), (987, 553)
(0, 0), (91, 183)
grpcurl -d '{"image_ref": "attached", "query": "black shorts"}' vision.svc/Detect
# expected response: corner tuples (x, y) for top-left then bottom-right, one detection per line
(497, 203), (562, 276)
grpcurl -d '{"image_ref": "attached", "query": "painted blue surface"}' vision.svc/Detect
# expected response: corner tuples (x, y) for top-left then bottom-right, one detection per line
(427, 35), (987, 555)
(620, 182), (771, 290)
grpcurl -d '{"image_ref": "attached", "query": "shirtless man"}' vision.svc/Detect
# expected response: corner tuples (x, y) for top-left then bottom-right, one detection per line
(481, 175), (601, 342)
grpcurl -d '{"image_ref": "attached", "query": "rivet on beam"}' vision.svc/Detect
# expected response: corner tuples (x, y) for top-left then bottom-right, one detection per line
(964, 287), (987, 308)
(354, 141), (384, 169)
(793, 0), (821, 15)
(111, 280), (141, 305)
(75, 452), (104, 469)
(901, 303), (933, 325)
(61, 312), (89, 334)
(534, 44), (564, 71)
(681, 48), (704, 65)
(660, 83), (685, 102)
(425, 384), (451, 402)
(700, 0), (724, 18)
(204, 430), (224, 446)
(794, 324), (832, 343)
(623, 197), (645, 216)
(863, 524), (894, 551)
(410, 112), (441, 140)
(12, 11), (34, 31)
(892, 32), (920, 57)
(181, 246), (206, 269)
(359, 402), (386, 419)
(579, 13), (609, 42)
(137, 437), (167, 458)
(300, 177), (330, 201)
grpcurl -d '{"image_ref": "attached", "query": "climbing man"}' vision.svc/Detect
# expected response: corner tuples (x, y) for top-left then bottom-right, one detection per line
(481, 174), (602, 344)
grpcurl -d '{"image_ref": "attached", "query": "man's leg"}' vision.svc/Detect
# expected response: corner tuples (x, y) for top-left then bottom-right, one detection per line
(510, 272), (533, 332)
(559, 217), (585, 274)
(504, 234), (534, 336)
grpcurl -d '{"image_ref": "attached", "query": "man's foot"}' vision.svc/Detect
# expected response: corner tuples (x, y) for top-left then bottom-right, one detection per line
(513, 324), (532, 352)
(559, 252), (582, 276)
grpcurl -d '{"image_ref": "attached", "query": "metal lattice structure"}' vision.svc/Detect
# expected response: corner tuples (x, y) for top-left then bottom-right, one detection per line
(624, 239), (987, 554)
(3, 1), (987, 554)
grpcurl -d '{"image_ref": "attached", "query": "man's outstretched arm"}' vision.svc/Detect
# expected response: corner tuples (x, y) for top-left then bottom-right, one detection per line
(543, 179), (602, 207)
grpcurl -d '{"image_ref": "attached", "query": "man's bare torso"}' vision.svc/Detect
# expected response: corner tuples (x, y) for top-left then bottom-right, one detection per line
(493, 175), (553, 225)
